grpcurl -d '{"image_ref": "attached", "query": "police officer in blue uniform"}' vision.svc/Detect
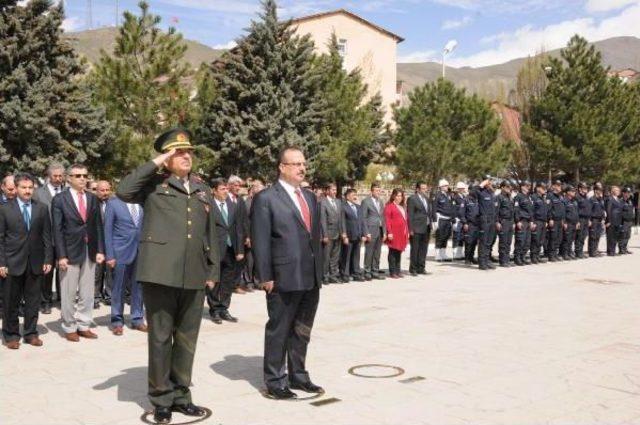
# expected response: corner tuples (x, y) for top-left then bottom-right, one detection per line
(513, 181), (534, 266)
(530, 182), (548, 264)
(461, 186), (480, 265)
(474, 177), (498, 270)
(619, 187), (635, 254)
(560, 185), (579, 260)
(589, 183), (606, 257)
(575, 182), (592, 259)
(496, 181), (515, 267)
(435, 180), (456, 262)
(605, 185), (624, 256)
(546, 180), (565, 262)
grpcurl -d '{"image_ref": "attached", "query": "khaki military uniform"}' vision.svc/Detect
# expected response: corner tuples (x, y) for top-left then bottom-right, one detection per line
(117, 160), (219, 408)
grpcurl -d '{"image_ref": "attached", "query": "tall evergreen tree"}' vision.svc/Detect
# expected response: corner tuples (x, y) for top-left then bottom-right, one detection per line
(91, 1), (192, 175)
(312, 34), (389, 189)
(394, 78), (511, 185)
(0, 0), (113, 176)
(198, 0), (324, 180)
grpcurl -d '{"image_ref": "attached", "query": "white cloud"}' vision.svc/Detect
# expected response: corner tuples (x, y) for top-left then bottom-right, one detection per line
(585, 0), (640, 13)
(155, 0), (258, 14)
(447, 3), (640, 67)
(441, 15), (473, 30)
(212, 40), (237, 49)
(61, 16), (82, 32)
(398, 49), (438, 63)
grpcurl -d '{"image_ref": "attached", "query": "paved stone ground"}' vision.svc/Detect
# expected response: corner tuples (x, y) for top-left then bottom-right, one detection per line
(2, 232), (640, 425)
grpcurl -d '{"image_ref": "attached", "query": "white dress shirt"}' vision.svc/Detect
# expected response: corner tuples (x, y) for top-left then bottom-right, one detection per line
(279, 179), (305, 215)
(68, 187), (86, 213)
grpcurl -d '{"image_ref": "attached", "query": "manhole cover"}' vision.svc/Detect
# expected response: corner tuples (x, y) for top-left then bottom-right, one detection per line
(140, 407), (212, 424)
(260, 388), (324, 401)
(582, 278), (632, 285)
(348, 364), (405, 378)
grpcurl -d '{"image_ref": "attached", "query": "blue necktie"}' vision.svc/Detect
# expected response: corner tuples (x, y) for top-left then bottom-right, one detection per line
(22, 203), (31, 231)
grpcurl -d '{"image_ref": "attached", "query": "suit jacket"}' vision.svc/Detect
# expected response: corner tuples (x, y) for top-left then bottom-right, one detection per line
(52, 189), (104, 265)
(320, 197), (345, 239)
(361, 195), (386, 238)
(104, 197), (143, 265)
(342, 201), (366, 241)
(407, 193), (434, 234)
(212, 197), (245, 257)
(251, 181), (322, 292)
(33, 185), (54, 208)
(116, 161), (219, 288)
(0, 199), (53, 276)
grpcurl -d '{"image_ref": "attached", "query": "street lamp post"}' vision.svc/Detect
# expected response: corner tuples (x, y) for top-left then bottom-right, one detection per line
(442, 39), (458, 79)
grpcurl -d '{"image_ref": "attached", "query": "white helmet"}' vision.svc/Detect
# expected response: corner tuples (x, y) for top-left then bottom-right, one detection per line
(456, 181), (467, 190)
(438, 179), (450, 188)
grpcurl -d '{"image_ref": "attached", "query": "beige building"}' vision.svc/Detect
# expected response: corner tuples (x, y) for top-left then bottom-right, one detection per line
(291, 9), (404, 125)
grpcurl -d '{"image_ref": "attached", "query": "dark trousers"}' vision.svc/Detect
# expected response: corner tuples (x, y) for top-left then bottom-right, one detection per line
(530, 220), (546, 259)
(388, 248), (402, 275)
(243, 247), (255, 284)
(561, 223), (577, 257)
(142, 282), (205, 408)
(606, 224), (620, 255)
(478, 217), (496, 267)
(498, 220), (514, 264)
(94, 261), (113, 301)
(409, 228), (430, 273)
(575, 218), (590, 256)
(589, 219), (603, 256)
(2, 269), (43, 342)
(206, 246), (239, 314)
(363, 229), (383, 275)
(323, 237), (341, 280)
(514, 220), (531, 260)
(435, 219), (452, 248)
(464, 223), (479, 261)
(111, 261), (144, 327)
(41, 247), (60, 306)
(546, 220), (563, 258)
(264, 287), (319, 391)
(619, 221), (632, 252)
(340, 239), (362, 278)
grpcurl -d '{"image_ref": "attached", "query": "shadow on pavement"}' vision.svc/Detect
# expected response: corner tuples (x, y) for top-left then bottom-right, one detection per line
(93, 366), (151, 410)
(210, 355), (263, 390)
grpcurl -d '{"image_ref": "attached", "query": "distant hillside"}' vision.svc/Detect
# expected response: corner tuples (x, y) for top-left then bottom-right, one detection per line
(397, 36), (640, 100)
(64, 27), (224, 69)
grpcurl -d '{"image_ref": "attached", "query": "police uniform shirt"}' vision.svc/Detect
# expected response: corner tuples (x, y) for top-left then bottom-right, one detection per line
(514, 192), (534, 222)
(563, 197), (579, 223)
(436, 191), (456, 218)
(462, 194), (480, 225)
(531, 193), (548, 222)
(547, 192), (566, 221)
(474, 187), (497, 219)
(497, 193), (515, 222)
(591, 196), (605, 219)
(576, 194), (592, 218)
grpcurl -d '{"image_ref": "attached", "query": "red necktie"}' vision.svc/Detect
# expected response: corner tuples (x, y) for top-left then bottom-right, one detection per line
(78, 191), (87, 222)
(295, 189), (311, 232)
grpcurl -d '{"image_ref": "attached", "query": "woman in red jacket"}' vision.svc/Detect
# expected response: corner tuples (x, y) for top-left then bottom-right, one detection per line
(384, 188), (409, 278)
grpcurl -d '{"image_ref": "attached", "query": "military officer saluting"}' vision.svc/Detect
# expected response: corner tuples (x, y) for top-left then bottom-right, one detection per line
(117, 128), (220, 424)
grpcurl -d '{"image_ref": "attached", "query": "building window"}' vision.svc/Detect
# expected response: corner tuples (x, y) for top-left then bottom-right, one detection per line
(337, 38), (347, 57)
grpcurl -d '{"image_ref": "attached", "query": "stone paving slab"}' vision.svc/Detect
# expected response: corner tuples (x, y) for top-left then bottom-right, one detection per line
(1, 233), (639, 425)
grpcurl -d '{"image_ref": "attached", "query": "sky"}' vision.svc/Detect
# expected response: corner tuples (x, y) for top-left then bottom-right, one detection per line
(58, 0), (640, 68)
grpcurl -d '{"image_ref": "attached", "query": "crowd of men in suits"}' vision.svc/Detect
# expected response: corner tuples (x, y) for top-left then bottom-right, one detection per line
(0, 162), (638, 350)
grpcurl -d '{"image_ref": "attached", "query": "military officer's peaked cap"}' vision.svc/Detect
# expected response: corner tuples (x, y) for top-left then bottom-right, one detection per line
(154, 128), (195, 153)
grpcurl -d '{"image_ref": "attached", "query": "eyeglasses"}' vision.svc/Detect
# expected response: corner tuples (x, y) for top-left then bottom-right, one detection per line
(281, 162), (306, 167)
(70, 174), (88, 178)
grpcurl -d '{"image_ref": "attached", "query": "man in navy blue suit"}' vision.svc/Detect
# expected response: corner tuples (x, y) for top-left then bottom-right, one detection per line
(339, 188), (366, 282)
(104, 196), (146, 335)
(251, 146), (324, 400)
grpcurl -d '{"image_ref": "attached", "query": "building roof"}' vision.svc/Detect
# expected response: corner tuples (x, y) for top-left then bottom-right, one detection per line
(290, 9), (404, 43)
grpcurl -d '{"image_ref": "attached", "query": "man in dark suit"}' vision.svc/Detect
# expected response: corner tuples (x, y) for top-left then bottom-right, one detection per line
(320, 183), (346, 284)
(227, 175), (252, 293)
(0, 174), (15, 313)
(339, 188), (366, 282)
(52, 163), (105, 342)
(33, 162), (65, 314)
(94, 180), (114, 309)
(207, 178), (245, 324)
(251, 146), (324, 400)
(361, 183), (386, 280)
(104, 196), (145, 335)
(0, 173), (53, 349)
(407, 181), (434, 275)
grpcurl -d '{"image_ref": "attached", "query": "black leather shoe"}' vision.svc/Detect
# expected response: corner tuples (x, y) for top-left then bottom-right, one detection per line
(172, 403), (206, 417)
(373, 274), (386, 280)
(290, 381), (324, 393)
(364, 274), (372, 281)
(353, 276), (365, 282)
(210, 312), (222, 324)
(41, 304), (52, 314)
(219, 311), (238, 323)
(93, 300), (100, 309)
(154, 406), (172, 424)
(266, 387), (297, 399)
(410, 271), (417, 276)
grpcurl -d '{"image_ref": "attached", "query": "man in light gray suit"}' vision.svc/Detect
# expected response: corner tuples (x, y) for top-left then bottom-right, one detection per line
(361, 182), (386, 280)
(320, 183), (346, 284)
(33, 162), (66, 314)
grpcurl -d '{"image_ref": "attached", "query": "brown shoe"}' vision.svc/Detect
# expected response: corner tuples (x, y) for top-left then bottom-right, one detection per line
(234, 287), (247, 294)
(5, 340), (20, 349)
(132, 324), (148, 333)
(112, 326), (123, 336)
(78, 329), (98, 339)
(65, 332), (80, 342)
(25, 336), (43, 347)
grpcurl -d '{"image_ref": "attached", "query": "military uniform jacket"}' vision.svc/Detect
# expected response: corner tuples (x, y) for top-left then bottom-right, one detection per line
(514, 193), (534, 222)
(563, 197), (579, 224)
(116, 161), (220, 289)
(496, 193), (515, 223)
